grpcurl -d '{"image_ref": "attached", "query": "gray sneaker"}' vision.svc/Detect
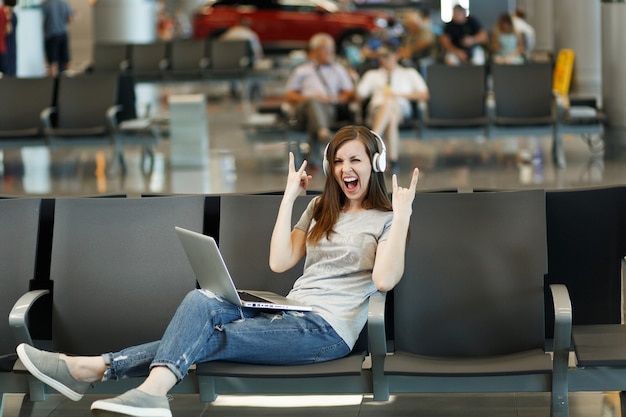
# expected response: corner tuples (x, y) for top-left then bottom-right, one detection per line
(16, 343), (91, 401)
(91, 389), (171, 417)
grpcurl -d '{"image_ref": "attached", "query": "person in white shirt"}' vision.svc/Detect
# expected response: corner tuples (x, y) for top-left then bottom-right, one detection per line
(356, 42), (429, 173)
(511, 7), (535, 58)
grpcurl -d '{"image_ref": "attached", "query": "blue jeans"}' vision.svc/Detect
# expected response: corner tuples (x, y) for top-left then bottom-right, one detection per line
(102, 289), (350, 382)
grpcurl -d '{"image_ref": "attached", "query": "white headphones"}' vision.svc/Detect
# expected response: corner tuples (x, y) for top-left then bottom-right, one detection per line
(323, 130), (387, 175)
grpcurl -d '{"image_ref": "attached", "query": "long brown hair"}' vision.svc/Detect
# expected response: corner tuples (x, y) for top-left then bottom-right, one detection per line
(307, 126), (392, 245)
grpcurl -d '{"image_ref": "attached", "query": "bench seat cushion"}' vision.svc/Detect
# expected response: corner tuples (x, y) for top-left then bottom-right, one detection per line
(572, 324), (626, 367)
(385, 349), (552, 376)
(196, 351), (367, 378)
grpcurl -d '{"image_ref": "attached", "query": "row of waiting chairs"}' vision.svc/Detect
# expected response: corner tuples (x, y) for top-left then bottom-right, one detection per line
(90, 39), (257, 80)
(408, 62), (604, 168)
(1, 188), (625, 416)
(413, 63), (555, 140)
(246, 62), (605, 169)
(0, 74), (159, 174)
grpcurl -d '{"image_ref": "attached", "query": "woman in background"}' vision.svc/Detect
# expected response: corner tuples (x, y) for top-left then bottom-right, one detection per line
(491, 13), (525, 65)
(357, 42), (429, 174)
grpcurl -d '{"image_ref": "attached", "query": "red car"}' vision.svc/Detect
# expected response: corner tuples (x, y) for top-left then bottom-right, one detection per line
(192, 0), (390, 52)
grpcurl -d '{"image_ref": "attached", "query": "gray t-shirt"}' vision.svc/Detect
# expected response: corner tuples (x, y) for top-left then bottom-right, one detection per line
(288, 198), (393, 349)
(42, 0), (73, 38)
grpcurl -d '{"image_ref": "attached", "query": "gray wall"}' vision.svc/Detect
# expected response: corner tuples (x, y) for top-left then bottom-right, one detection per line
(92, 0), (157, 44)
(516, 0), (554, 52)
(468, 0), (516, 30)
(68, 0), (92, 71)
(553, 0), (602, 97)
(601, 1), (626, 127)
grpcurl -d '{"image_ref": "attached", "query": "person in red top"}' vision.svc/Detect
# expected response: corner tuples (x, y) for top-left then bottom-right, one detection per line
(4, 0), (18, 76)
(0, 6), (8, 74)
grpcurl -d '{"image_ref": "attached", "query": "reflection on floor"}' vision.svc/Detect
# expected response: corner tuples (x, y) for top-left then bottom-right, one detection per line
(0, 81), (625, 197)
(2, 391), (623, 417)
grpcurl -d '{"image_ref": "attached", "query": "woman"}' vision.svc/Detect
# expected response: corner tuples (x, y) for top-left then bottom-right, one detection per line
(17, 126), (418, 417)
(4, 0), (17, 77)
(491, 13), (525, 65)
(0, 4), (8, 74)
(357, 42), (429, 173)
(3, 0), (17, 76)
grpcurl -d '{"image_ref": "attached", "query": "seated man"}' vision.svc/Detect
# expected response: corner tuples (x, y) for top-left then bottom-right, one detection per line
(284, 33), (355, 168)
(440, 4), (488, 66)
(398, 11), (435, 66)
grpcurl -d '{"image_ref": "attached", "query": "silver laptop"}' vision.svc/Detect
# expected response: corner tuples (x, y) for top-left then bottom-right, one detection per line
(175, 226), (312, 311)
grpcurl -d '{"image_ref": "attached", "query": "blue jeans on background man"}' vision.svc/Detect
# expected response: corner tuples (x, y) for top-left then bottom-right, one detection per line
(102, 289), (350, 382)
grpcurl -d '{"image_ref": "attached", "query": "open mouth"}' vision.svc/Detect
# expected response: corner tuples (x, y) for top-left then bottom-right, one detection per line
(344, 177), (358, 191)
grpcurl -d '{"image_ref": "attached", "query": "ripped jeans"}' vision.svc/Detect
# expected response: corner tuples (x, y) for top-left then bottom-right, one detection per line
(102, 289), (350, 382)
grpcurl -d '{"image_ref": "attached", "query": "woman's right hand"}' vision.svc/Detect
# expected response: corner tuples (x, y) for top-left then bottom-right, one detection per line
(391, 167), (419, 220)
(284, 152), (312, 202)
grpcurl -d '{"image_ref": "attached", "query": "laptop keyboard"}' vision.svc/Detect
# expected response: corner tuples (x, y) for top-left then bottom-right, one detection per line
(238, 291), (272, 304)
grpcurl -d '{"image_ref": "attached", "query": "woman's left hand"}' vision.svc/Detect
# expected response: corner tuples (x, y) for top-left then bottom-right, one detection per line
(371, 168), (420, 292)
(392, 168), (419, 219)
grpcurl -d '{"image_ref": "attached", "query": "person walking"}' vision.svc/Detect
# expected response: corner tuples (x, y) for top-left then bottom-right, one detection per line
(41, 0), (74, 76)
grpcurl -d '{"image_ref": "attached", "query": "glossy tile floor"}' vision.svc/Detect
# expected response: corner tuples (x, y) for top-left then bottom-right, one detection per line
(2, 391), (624, 417)
(2, 80), (626, 416)
(0, 79), (625, 197)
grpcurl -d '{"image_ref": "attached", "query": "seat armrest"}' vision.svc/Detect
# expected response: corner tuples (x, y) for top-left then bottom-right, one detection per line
(368, 291), (387, 355)
(549, 283), (572, 417)
(40, 106), (57, 130)
(239, 56), (251, 69)
(550, 283), (572, 355)
(550, 91), (560, 119)
(417, 99), (427, 119)
(118, 118), (153, 131)
(368, 291), (389, 401)
(136, 102), (153, 119)
(281, 102), (298, 128)
(555, 93), (568, 119)
(417, 100), (429, 131)
(9, 289), (50, 346)
(107, 105), (123, 130)
(486, 91), (495, 120)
